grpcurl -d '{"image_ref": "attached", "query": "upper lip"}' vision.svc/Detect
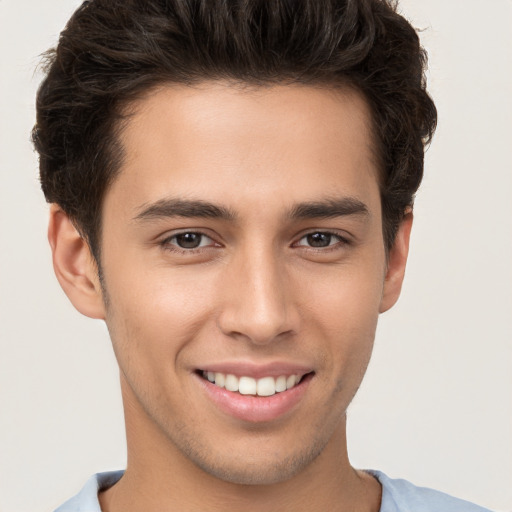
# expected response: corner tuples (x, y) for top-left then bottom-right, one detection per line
(196, 361), (314, 379)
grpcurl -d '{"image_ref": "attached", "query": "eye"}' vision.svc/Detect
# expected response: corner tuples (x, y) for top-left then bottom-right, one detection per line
(295, 231), (347, 249)
(164, 232), (215, 250)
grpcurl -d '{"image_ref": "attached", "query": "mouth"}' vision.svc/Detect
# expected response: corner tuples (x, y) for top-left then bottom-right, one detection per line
(198, 370), (310, 397)
(194, 364), (315, 422)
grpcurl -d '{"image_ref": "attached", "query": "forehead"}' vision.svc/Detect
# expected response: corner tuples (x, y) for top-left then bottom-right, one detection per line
(109, 82), (380, 218)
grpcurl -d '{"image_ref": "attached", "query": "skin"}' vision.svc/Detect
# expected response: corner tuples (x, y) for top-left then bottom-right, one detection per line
(49, 82), (412, 512)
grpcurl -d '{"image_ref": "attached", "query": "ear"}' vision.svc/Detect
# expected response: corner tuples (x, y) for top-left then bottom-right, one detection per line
(48, 204), (106, 319)
(379, 210), (413, 313)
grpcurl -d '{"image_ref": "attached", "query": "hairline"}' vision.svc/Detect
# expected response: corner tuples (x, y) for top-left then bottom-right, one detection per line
(89, 78), (389, 267)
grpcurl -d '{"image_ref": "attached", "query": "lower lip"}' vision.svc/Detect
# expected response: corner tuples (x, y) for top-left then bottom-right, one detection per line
(197, 373), (313, 423)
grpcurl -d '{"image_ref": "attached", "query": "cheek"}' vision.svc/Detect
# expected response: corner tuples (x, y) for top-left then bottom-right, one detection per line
(302, 260), (384, 327)
(298, 261), (384, 375)
(103, 265), (219, 371)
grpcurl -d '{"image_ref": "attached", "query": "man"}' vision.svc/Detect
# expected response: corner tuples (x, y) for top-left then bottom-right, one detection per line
(32, 0), (492, 510)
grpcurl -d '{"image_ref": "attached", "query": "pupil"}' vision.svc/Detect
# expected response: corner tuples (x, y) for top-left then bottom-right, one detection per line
(307, 233), (331, 247)
(176, 233), (201, 248)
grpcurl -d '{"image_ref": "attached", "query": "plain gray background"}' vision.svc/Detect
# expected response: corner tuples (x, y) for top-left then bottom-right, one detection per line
(0, 1), (511, 511)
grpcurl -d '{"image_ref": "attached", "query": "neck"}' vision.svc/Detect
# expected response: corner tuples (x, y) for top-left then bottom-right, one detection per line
(100, 379), (381, 512)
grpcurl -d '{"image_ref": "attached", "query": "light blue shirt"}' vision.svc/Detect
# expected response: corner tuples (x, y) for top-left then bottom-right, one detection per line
(54, 469), (494, 511)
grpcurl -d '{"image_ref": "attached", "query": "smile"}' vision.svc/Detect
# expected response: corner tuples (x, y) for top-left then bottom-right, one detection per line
(201, 371), (304, 396)
(196, 364), (314, 422)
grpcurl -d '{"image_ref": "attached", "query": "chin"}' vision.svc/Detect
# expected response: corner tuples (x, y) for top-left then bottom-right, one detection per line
(181, 435), (328, 486)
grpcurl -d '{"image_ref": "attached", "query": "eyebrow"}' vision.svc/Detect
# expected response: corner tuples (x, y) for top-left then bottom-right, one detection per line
(288, 197), (369, 220)
(133, 196), (369, 223)
(134, 198), (236, 222)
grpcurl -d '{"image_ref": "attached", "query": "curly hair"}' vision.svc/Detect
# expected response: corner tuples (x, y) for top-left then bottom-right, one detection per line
(33, 0), (437, 261)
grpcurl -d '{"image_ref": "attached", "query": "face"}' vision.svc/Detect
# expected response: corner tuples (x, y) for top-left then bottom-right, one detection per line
(92, 83), (405, 484)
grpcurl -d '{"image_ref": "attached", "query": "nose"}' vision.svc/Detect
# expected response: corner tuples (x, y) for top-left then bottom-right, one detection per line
(217, 247), (299, 345)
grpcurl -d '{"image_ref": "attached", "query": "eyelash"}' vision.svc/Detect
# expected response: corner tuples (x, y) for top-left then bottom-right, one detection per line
(159, 230), (350, 254)
(160, 231), (218, 254)
(294, 231), (350, 251)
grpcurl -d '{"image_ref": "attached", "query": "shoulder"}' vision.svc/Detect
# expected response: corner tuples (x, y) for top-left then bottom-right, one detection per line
(369, 470), (495, 512)
(53, 471), (124, 512)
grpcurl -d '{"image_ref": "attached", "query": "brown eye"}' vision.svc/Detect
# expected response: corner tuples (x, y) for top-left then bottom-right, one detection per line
(306, 232), (333, 247)
(165, 232), (215, 250)
(174, 232), (204, 248)
(294, 231), (350, 250)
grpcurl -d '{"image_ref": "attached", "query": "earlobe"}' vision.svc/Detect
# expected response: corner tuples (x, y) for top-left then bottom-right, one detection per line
(48, 204), (106, 319)
(379, 210), (413, 313)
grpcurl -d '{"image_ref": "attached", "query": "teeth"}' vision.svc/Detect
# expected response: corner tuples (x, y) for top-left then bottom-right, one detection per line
(214, 372), (225, 388)
(275, 375), (287, 392)
(225, 374), (239, 392)
(286, 375), (297, 389)
(257, 376), (276, 396)
(203, 371), (303, 396)
(239, 376), (257, 395)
